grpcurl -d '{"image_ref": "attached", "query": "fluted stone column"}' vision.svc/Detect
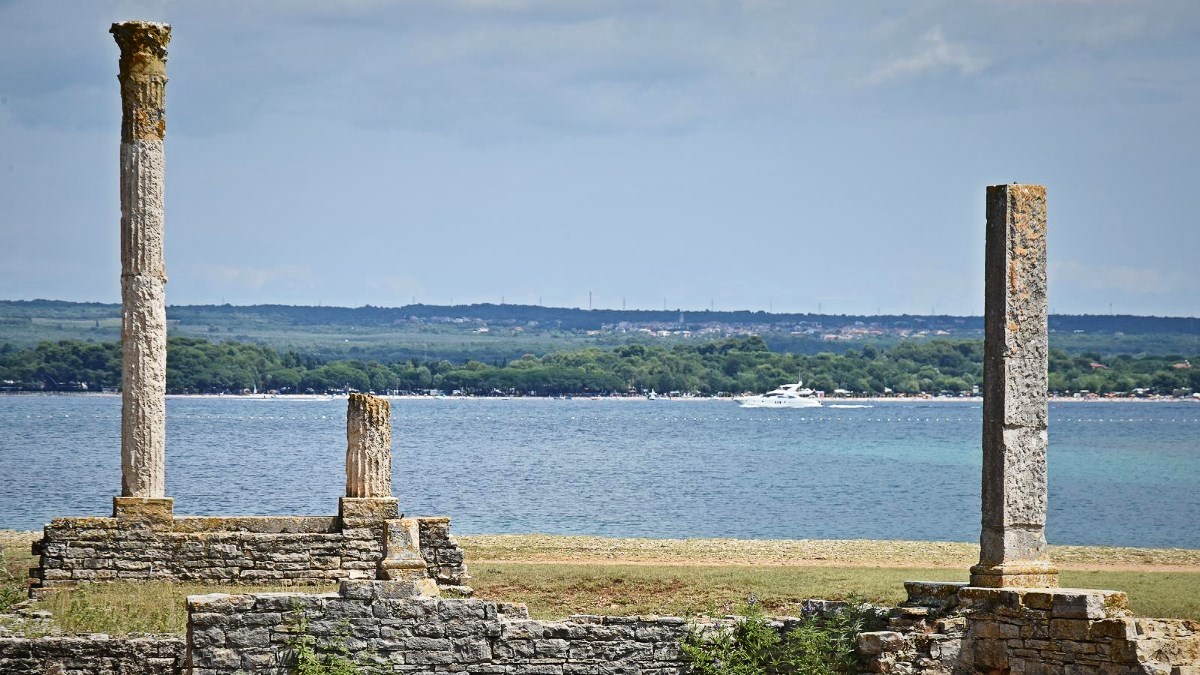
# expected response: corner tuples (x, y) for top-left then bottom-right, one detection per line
(111, 21), (173, 520)
(340, 393), (398, 529)
(346, 393), (393, 497)
(970, 184), (1059, 588)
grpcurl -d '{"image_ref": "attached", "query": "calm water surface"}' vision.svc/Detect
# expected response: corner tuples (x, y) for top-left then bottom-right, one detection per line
(1, 396), (1197, 548)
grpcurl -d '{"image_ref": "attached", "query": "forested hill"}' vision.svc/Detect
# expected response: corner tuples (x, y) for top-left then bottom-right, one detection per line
(3, 299), (1197, 333)
(2, 336), (1198, 396)
(3, 299), (1198, 363)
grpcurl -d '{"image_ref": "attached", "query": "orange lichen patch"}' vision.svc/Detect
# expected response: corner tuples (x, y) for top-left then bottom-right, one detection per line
(45, 517), (118, 530)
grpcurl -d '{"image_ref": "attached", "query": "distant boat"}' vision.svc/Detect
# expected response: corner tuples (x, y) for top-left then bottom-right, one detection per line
(734, 380), (822, 408)
(646, 390), (658, 400)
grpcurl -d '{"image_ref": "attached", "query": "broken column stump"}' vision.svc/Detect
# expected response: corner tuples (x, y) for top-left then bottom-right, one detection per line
(339, 393), (398, 528)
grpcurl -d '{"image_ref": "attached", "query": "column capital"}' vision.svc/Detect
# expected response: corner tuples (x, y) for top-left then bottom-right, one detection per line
(111, 21), (171, 60)
(111, 21), (171, 142)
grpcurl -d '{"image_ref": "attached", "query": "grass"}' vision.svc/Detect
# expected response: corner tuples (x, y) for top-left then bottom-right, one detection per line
(469, 563), (965, 619)
(1058, 570), (1200, 620)
(31, 582), (337, 635)
(0, 531), (36, 613)
(466, 563), (1200, 621)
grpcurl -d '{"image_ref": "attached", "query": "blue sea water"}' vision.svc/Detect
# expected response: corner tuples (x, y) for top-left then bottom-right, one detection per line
(1, 395), (1197, 548)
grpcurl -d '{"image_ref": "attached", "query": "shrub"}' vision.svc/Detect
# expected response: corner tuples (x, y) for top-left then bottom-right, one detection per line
(680, 601), (878, 675)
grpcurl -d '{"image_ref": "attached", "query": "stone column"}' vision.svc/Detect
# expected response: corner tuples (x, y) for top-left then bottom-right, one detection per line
(970, 184), (1058, 588)
(111, 21), (173, 519)
(340, 393), (398, 528)
(346, 393), (393, 497)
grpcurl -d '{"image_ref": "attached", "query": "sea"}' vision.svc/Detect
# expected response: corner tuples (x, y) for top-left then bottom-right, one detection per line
(1, 395), (1197, 549)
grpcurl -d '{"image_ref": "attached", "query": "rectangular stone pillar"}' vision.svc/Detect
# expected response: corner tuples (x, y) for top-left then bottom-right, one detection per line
(970, 184), (1058, 588)
(112, 21), (171, 503)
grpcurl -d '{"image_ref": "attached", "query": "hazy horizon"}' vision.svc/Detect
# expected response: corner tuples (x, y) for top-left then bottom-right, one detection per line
(7, 296), (1200, 321)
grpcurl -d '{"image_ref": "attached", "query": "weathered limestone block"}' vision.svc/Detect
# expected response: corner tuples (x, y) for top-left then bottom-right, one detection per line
(112, 496), (174, 525)
(32, 510), (468, 595)
(185, 588), (697, 674)
(0, 635), (185, 675)
(338, 496), (398, 530)
(972, 183), (1058, 588)
(346, 393), (392, 498)
(378, 518), (436, 595)
(112, 21), (171, 499)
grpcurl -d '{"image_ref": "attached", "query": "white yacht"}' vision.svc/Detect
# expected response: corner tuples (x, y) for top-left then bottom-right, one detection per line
(734, 380), (823, 408)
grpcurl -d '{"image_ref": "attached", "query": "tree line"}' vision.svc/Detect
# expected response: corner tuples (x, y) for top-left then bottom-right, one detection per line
(6, 298), (1198, 335)
(2, 336), (1197, 397)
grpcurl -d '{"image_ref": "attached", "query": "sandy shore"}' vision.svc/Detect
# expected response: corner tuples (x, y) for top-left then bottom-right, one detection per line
(455, 535), (1200, 572)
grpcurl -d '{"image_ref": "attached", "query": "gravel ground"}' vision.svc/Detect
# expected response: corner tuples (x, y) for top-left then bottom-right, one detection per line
(458, 534), (1200, 571)
(0, 531), (37, 558)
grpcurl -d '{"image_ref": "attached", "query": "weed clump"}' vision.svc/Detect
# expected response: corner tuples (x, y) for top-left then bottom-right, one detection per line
(681, 600), (879, 675)
(0, 548), (26, 612)
(285, 605), (363, 675)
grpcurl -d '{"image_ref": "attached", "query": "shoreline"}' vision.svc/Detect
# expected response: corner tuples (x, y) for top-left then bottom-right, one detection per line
(2, 391), (1195, 404)
(455, 534), (1200, 573)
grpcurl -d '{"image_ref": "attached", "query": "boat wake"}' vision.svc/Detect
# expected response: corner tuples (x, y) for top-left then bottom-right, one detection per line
(827, 404), (872, 409)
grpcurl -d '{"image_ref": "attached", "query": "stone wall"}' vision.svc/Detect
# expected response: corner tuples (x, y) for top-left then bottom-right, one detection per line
(186, 581), (694, 674)
(417, 517), (468, 587)
(859, 581), (1200, 674)
(31, 512), (468, 593)
(0, 634), (185, 674)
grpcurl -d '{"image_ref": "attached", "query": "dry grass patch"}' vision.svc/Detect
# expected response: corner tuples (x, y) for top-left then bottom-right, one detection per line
(33, 582), (337, 635)
(0, 531), (37, 612)
(470, 563), (1200, 621)
(470, 563), (968, 619)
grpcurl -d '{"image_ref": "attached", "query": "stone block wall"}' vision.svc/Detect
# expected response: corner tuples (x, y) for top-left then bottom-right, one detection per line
(186, 581), (694, 674)
(418, 517), (468, 587)
(859, 581), (1200, 674)
(31, 514), (468, 593)
(0, 635), (185, 675)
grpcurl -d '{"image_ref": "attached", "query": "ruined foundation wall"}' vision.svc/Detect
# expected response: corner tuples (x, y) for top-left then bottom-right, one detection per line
(187, 583), (693, 674)
(417, 516), (467, 586)
(859, 582), (1200, 674)
(31, 515), (467, 592)
(0, 635), (184, 675)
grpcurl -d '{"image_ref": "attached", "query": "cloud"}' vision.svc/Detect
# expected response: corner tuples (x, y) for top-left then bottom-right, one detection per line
(1051, 261), (1189, 295)
(862, 27), (986, 86)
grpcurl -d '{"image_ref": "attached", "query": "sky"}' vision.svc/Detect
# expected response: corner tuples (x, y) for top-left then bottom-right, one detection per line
(1, 1), (1197, 317)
